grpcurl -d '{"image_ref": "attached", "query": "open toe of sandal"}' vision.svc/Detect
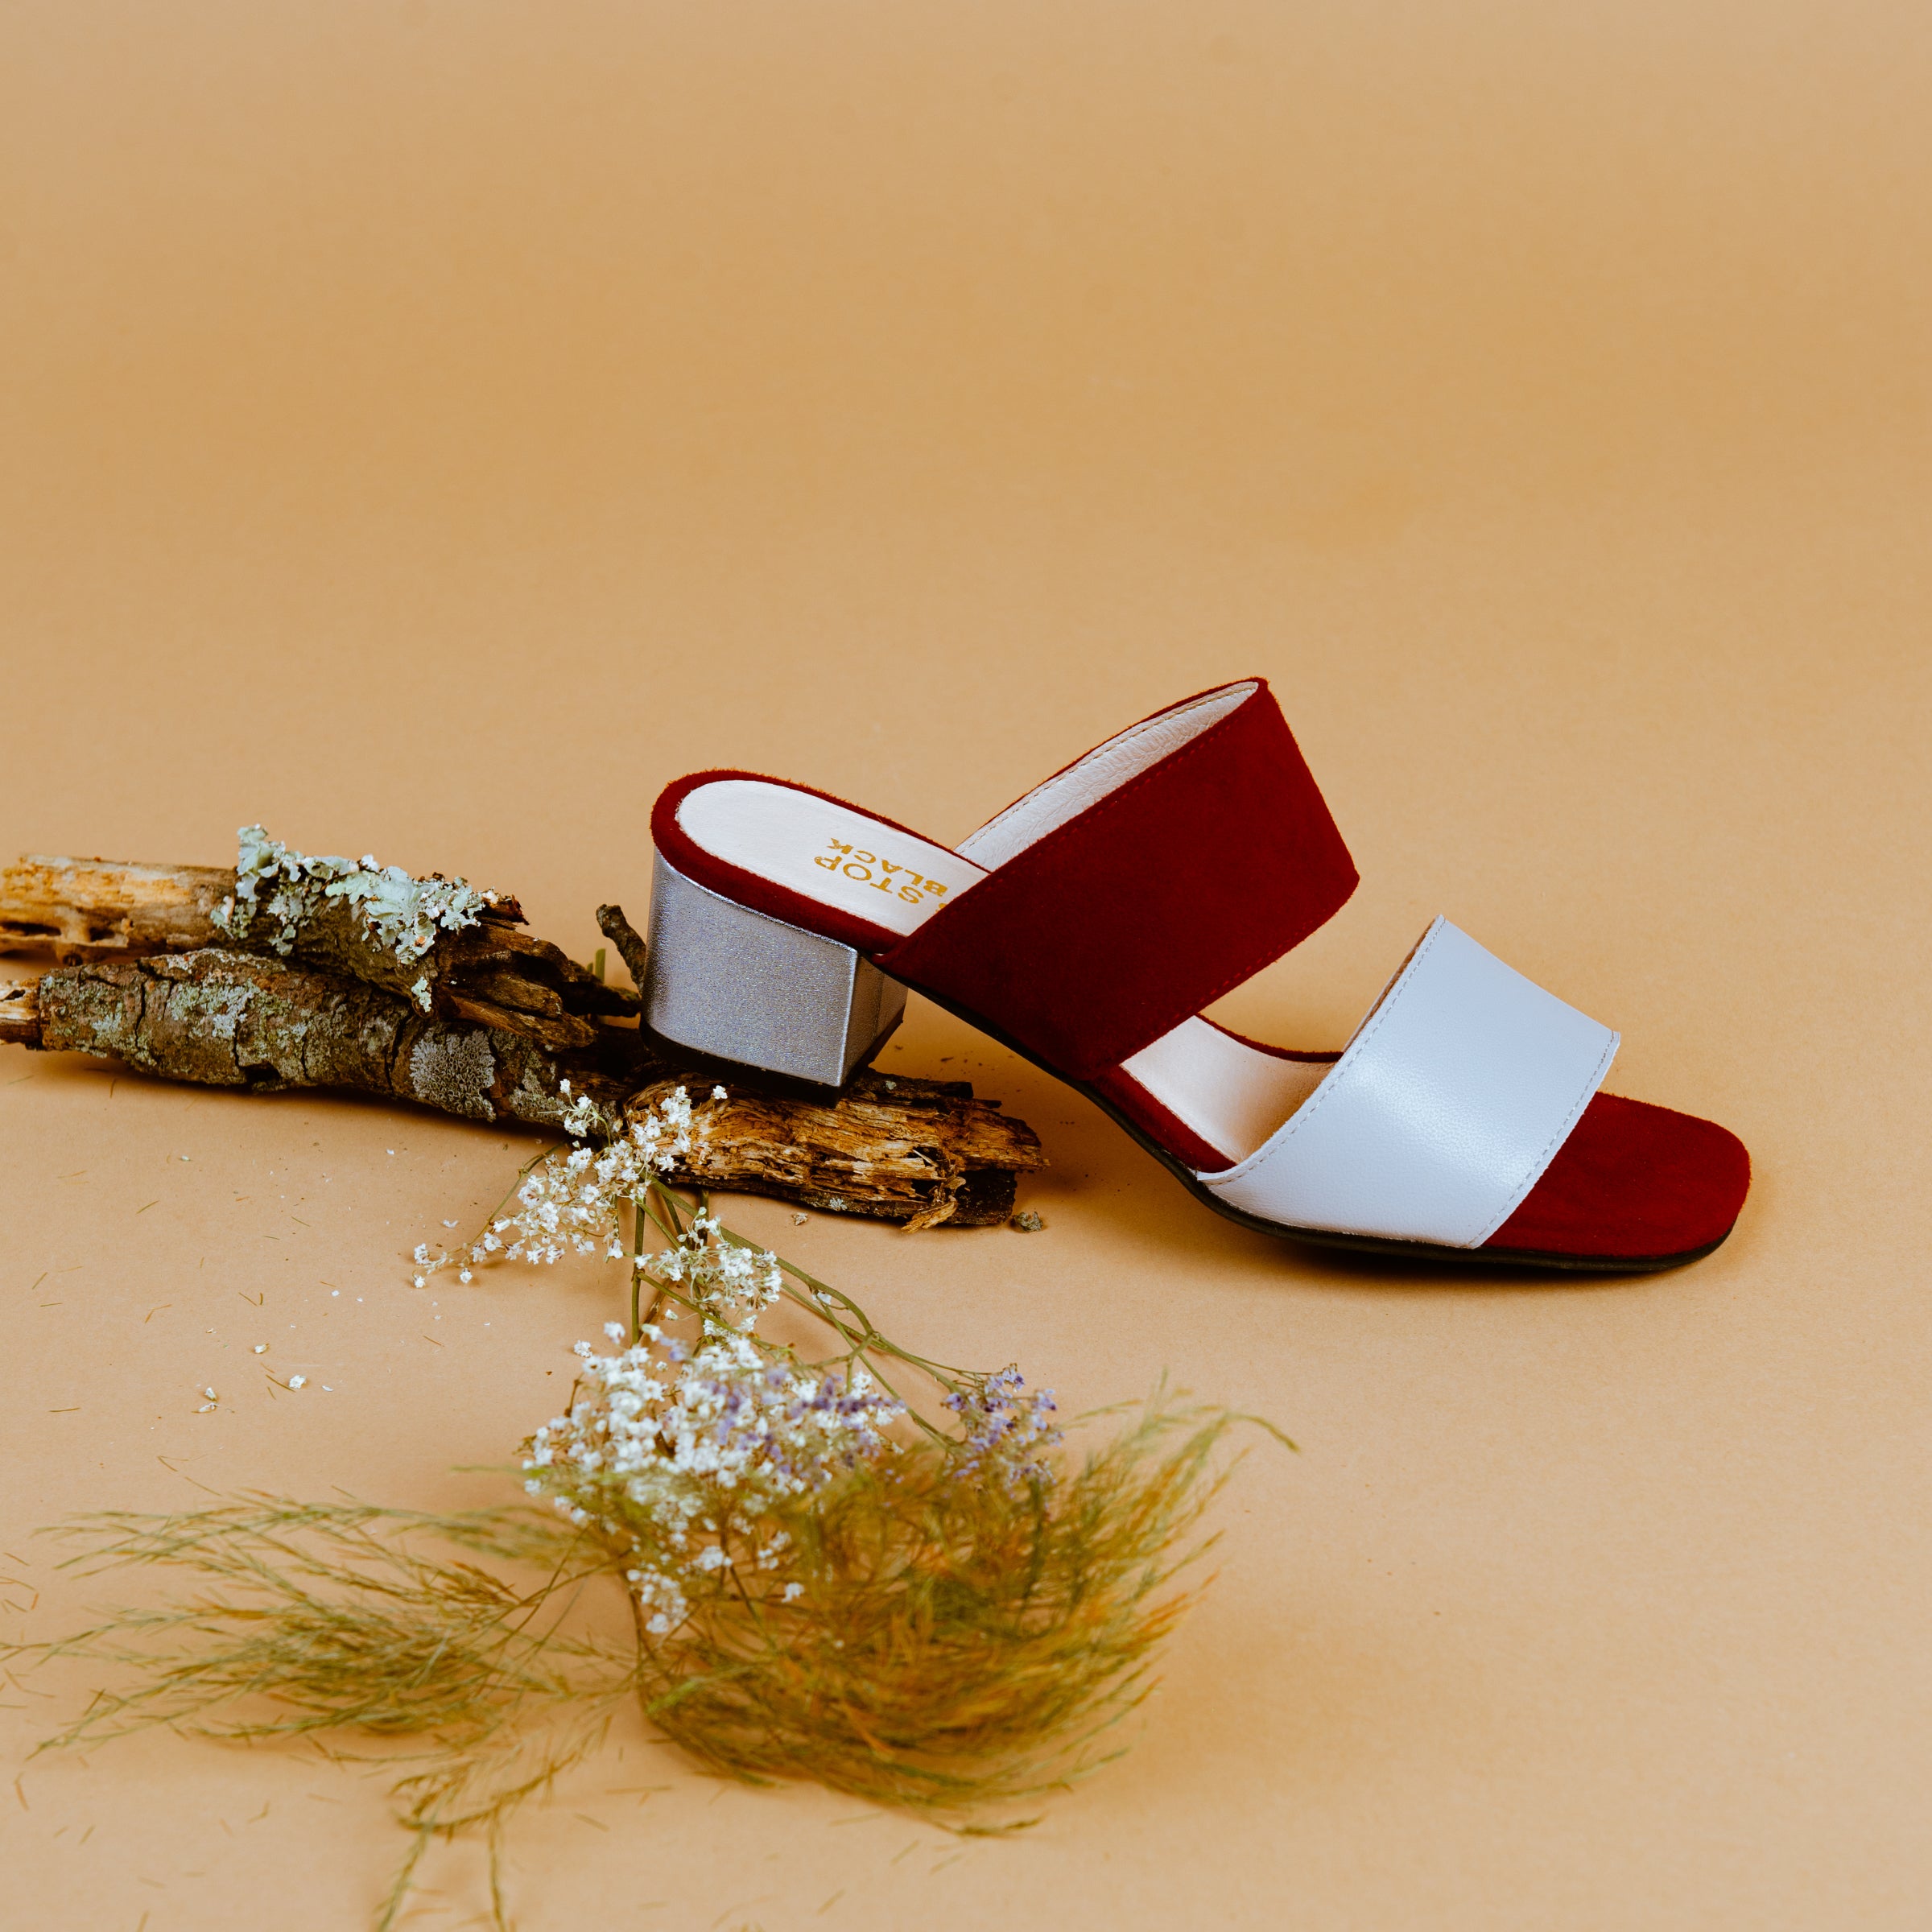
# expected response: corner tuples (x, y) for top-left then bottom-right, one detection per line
(642, 679), (1750, 1272)
(1483, 1093), (1752, 1265)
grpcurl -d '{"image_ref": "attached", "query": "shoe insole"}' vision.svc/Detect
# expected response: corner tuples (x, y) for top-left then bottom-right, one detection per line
(674, 779), (987, 939)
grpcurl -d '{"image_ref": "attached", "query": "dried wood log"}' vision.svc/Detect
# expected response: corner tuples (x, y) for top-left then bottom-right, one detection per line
(0, 978), (38, 1045)
(2, 952), (1044, 1228)
(0, 850), (634, 1056)
(639, 1073), (1046, 1232)
(0, 856), (233, 960)
(21, 948), (609, 1125)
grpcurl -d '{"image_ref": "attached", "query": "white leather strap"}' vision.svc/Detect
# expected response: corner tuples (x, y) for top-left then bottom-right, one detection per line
(1201, 919), (1618, 1248)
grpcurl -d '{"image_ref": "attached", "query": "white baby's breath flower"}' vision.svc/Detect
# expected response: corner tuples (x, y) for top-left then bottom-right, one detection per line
(412, 1090), (715, 1290)
(516, 1204), (903, 1640)
(288, 1374), (308, 1390)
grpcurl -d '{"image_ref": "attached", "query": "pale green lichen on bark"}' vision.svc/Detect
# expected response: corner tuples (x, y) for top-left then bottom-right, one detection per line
(40, 949), (407, 1092)
(213, 825), (501, 1010)
(405, 1029), (498, 1121)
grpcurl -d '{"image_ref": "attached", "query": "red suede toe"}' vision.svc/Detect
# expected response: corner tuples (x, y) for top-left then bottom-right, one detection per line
(1484, 1092), (1750, 1261)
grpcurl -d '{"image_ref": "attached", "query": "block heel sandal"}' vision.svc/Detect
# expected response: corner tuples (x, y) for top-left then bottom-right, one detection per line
(643, 679), (1749, 1272)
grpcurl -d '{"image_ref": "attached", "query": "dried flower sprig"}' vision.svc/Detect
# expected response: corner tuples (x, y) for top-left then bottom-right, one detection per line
(531, 1319), (906, 1637)
(414, 1081), (703, 1286)
(3, 1092), (1287, 1930)
(419, 1084), (1004, 1420)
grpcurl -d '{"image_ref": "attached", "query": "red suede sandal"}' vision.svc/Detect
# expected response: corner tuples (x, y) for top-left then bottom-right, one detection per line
(642, 679), (1749, 1271)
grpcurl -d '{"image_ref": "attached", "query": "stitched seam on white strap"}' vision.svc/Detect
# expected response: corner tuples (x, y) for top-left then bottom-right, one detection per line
(1209, 917), (1447, 1187)
(1464, 1028), (1620, 1249)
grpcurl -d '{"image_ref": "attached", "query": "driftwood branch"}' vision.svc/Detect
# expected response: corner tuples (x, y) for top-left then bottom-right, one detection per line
(596, 902), (652, 994)
(0, 856), (233, 960)
(0, 850), (631, 1052)
(0, 857), (1045, 1229)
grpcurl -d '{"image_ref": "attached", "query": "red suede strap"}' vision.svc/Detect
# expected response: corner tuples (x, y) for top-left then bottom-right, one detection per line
(876, 682), (1357, 1078)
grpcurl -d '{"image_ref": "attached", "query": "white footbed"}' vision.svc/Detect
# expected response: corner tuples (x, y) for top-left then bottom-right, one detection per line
(675, 766), (1323, 1167)
(957, 681), (1255, 870)
(675, 780), (986, 939)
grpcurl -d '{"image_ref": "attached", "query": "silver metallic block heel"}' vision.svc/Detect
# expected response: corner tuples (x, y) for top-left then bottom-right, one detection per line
(642, 849), (908, 1088)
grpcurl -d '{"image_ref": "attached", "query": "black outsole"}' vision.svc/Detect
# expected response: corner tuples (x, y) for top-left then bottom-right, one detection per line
(899, 983), (1734, 1277)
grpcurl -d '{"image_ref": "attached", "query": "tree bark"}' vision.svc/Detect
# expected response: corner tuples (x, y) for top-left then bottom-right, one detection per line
(0, 853), (634, 1053)
(2, 949), (1044, 1229)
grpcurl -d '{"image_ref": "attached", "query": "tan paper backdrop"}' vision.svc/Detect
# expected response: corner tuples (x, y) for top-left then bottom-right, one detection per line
(2, 3), (1928, 1926)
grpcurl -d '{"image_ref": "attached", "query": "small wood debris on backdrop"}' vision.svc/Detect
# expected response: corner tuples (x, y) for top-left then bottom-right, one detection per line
(0, 843), (1044, 1229)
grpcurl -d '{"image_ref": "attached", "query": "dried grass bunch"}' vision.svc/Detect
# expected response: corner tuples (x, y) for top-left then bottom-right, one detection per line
(4, 1092), (1283, 1929)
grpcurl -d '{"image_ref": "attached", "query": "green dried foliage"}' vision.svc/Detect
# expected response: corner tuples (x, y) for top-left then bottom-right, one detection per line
(14, 1501), (628, 1930)
(7, 1400), (1255, 1923)
(641, 1394), (1245, 1816)
(3, 1137), (1286, 1929)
